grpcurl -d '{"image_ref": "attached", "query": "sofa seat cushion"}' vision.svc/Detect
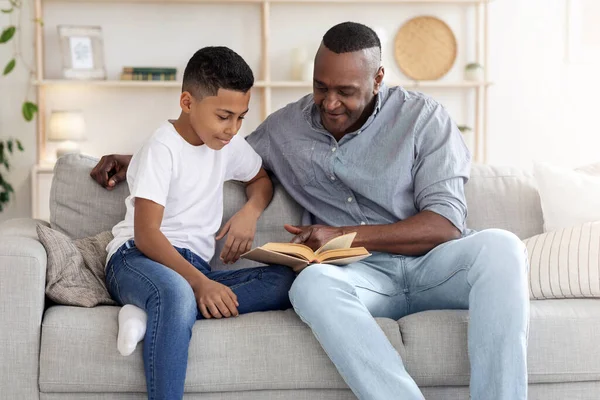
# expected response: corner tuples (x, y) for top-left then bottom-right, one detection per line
(398, 299), (600, 386)
(39, 306), (403, 393)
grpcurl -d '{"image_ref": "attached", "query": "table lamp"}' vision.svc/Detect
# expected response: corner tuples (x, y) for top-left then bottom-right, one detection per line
(47, 111), (86, 159)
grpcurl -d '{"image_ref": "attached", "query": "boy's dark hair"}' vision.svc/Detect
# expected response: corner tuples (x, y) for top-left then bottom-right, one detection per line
(323, 22), (381, 59)
(182, 46), (254, 98)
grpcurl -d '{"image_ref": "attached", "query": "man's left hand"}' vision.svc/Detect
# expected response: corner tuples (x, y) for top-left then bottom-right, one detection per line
(284, 224), (344, 251)
(217, 207), (260, 264)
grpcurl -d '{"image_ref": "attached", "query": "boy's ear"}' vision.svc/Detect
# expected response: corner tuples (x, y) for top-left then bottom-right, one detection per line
(180, 91), (194, 113)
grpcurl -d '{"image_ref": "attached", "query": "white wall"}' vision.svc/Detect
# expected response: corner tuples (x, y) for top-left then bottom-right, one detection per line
(0, 0), (36, 220)
(1, 0), (599, 221)
(488, 0), (600, 168)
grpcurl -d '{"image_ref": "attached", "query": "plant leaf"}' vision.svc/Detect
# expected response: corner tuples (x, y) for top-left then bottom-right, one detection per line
(2, 160), (9, 171)
(0, 142), (4, 164)
(16, 139), (23, 151)
(5, 181), (13, 192)
(0, 191), (8, 203)
(0, 26), (16, 44)
(1, 8), (13, 14)
(7, 140), (12, 154)
(22, 101), (38, 122)
(3, 58), (15, 75)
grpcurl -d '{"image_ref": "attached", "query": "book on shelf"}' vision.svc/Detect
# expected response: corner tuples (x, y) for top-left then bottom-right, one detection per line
(120, 72), (177, 81)
(122, 67), (177, 74)
(121, 67), (177, 81)
(241, 232), (371, 271)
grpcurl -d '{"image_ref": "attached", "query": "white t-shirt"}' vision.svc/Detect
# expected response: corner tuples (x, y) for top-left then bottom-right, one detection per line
(106, 121), (262, 263)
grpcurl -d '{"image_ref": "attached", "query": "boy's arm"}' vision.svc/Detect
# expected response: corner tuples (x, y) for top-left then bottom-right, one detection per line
(134, 198), (239, 318)
(217, 168), (273, 264)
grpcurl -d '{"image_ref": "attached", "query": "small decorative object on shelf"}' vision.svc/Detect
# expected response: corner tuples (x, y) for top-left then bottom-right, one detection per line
(290, 47), (307, 81)
(58, 25), (106, 80)
(120, 67), (177, 81)
(464, 62), (484, 82)
(457, 125), (472, 134)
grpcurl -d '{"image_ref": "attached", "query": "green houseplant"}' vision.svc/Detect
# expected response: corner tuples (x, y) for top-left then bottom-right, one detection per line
(1, 0), (39, 212)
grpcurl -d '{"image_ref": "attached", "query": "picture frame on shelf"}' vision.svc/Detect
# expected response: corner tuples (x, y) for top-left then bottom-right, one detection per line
(58, 25), (106, 80)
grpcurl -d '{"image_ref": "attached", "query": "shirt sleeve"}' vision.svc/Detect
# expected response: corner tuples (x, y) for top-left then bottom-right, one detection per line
(225, 134), (263, 182)
(245, 117), (272, 172)
(129, 140), (173, 207)
(412, 101), (471, 233)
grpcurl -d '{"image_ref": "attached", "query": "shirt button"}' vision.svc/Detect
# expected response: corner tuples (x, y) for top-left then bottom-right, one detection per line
(330, 176), (336, 181)
(347, 197), (353, 203)
(360, 221), (366, 225)
(331, 147), (337, 152)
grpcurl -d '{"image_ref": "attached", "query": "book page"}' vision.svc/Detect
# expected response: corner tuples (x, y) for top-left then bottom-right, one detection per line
(261, 242), (315, 261)
(241, 248), (309, 270)
(316, 247), (369, 263)
(315, 232), (357, 255)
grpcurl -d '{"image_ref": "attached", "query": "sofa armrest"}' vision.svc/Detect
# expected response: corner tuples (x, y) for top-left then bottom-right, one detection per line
(0, 217), (50, 239)
(0, 228), (47, 399)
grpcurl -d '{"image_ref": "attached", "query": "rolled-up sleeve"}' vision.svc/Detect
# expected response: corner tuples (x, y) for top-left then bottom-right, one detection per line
(411, 101), (471, 233)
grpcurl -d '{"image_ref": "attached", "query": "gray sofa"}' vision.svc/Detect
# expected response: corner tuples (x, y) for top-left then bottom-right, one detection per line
(1, 154), (599, 400)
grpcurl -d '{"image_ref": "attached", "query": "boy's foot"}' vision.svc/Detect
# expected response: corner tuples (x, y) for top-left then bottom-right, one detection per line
(117, 304), (147, 356)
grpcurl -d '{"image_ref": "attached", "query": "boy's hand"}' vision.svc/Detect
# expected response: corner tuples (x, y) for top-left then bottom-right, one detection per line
(192, 279), (239, 319)
(216, 206), (260, 264)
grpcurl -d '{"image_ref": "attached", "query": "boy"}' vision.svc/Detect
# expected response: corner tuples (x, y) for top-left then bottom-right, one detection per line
(103, 46), (295, 400)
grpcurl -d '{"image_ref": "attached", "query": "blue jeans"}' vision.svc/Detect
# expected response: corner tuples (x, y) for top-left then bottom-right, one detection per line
(289, 229), (530, 400)
(106, 240), (296, 400)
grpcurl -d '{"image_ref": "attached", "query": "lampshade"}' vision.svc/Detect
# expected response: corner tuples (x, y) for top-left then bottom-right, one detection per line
(48, 111), (86, 142)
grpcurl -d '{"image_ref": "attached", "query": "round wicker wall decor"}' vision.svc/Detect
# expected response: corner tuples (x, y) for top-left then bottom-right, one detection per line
(394, 16), (457, 81)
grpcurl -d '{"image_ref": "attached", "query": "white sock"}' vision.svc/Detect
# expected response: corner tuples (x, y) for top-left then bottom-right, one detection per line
(117, 304), (147, 356)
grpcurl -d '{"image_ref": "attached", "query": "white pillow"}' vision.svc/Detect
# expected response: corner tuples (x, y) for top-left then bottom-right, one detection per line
(533, 161), (600, 232)
(524, 221), (600, 299)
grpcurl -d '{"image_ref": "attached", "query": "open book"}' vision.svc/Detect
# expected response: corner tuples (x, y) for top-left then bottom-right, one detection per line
(241, 232), (371, 271)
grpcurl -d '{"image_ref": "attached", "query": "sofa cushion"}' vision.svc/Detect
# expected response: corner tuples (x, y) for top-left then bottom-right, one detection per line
(39, 307), (403, 393)
(397, 299), (600, 386)
(465, 164), (543, 239)
(50, 154), (129, 239)
(36, 225), (116, 307)
(525, 221), (600, 299)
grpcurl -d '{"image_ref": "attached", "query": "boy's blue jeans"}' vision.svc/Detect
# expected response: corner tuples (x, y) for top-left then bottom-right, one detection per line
(106, 240), (296, 400)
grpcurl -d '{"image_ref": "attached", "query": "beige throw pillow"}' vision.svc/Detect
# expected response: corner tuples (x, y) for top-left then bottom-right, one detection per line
(36, 224), (116, 307)
(524, 221), (600, 299)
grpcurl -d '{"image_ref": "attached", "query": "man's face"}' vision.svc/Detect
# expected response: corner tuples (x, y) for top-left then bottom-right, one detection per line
(313, 44), (382, 136)
(187, 88), (250, 150)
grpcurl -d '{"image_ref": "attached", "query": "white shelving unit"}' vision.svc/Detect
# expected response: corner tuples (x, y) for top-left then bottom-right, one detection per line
(33, 0), (492, 164)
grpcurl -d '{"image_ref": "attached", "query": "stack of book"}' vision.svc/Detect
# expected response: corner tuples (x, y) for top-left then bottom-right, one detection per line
(120, 67), (177, 81)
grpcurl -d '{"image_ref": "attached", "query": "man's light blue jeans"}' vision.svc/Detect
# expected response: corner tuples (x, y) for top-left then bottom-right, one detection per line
(106, 240), (296, 400)
(289, 229), (530, 400)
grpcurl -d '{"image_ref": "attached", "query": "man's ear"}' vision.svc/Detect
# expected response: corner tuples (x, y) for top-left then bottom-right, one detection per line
(373, 66), (384, 95)
(180, 91), (193, 113)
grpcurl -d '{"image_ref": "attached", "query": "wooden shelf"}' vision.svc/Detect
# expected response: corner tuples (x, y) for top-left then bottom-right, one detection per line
(34, 79), (492, 89)
(42, 0), (492, 4)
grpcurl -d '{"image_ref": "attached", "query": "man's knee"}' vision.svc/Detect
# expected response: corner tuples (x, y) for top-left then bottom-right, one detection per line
(471, 229), (529, 283)
(289, 264), (354, 315)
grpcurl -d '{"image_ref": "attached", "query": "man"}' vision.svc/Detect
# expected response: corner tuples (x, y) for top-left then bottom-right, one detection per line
(91, 22), (529, 400)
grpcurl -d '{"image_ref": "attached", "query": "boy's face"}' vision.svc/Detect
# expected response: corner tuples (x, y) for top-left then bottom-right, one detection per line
(183, 88), (250, 150)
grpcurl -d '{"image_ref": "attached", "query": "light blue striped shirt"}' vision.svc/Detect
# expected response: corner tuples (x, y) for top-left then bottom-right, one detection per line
(246, 84), (471, 233)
